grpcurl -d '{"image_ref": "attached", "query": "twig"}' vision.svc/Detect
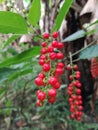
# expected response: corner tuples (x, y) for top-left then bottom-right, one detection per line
(63, 40), (97, 62)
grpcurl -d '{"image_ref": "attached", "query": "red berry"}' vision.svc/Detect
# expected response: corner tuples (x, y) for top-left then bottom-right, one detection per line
(56, 52), (64, 59)
(36, 90), (42, 96)
(75, 111), (80, 116)
(78, 95), (82, 100)
(76, 71), (81, 75)
(57, 42), (64, 49)
(52, 41), (58, 48)
(78, 105), (83, 111)
(68, 98), (73, 103)
(43, 63), (50, 72)
(49, 52), (57, 60)
(71, 114), (75, 119)
(48, 76), (58, 86)
(78, 100), (83, 105)
(77, 117), (81, 121)
(47, 45), (54, 52)
(36, 100), (43, 107)
(76, 89), (81, 95)
(38, 72), (44, 79)
(76, 74), (80, 79)
(66, 64), (71, 70)
(53, 82), (60, 89)
(68, 90), (72, 95)
(68, 86), (73, 91)
(70, 105), (75, 111)
(57, 62), (64, 68)
(52, 32), (59, 38)
(76, 82), (82, 88)
(75, 101), (79, 105)
(39, 59), (45, 66)
(48, 97), (56, 103)
(55, 68), (63, 75)
(35, 77), (43, 86)
(43, 32), (50, 39)
(40, 55), (46, 60)
(40, 48), (47, 54)
(69, 75), (74, 80)
(37, 91), (46, 101)
(71, 94), (77, 100)
(48, 88), (57, 97)
(73, 65), (78, 70)
(72, 81), (77, 86)
(41, 42), (47, 47)
(79, 112), (83, 116)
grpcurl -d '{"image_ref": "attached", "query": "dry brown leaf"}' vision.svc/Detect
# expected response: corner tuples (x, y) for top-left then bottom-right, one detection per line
(80, 0), (95, 16)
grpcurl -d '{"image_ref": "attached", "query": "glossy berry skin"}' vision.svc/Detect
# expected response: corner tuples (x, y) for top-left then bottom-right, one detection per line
(48, 97), (56, 103)
(48, 76), (58, 85)
(71, 114), (75, 119)
(40, 48), (47, 54)
(57, 62), (64, 68)
(66, 65), (71, 70)
(43, 32), (50, 39)
(76, 71), (81, 75)
(36, 100), (43, 107)
(78, 106), (83, 111)
(40, 54), (46, 60)
(38, 72), (44, 79)
(76, 89), (81, 95)
(78, 95), (82, 100)
(41, 42), (47, 47)
(52, 41), (58, 48)
(52, 32), (59, 38)
(56, 52), (64, 59)
(47, 45), (54, 52)
(76, 82), (82, 88)
(57, 42), (64, 49)
(76, 74), (80, 79)
(48, 88), (57, 97)
(69, 75), (74, 80)
(49, 52), (57, 60)
(39, 59), (45, 66)
(37, 91), (46, 101)
(36, 90), (42, 96)
(43, 63), (50, 72)
(73, 65), (78, 70)
(55, 68), (63, 75)
(35, 77), (43, 86)
(53, 82), (60, 89)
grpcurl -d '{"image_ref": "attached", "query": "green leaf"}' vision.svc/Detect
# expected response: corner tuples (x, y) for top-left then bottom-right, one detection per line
(62, 30), (86, 42)
(79, 44), (98, 59)
(9, 68), (32, 81)
(52, 0), (73, 32)
(3, 35), (20, 48)
(0, 11), (27, 34)
(5, 99), (12, 116)
(0, 46), (41, 68)
(28, 0), (41, 26)
(0, 0), (5, 4)
(0, 67), (17, 83)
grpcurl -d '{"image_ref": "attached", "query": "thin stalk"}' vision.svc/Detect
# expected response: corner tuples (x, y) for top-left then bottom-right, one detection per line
(63, 39), (97, 61)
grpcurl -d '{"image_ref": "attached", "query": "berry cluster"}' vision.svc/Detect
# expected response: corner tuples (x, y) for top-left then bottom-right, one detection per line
(66, 64), (83, 121)
(35, 32), (64, 106)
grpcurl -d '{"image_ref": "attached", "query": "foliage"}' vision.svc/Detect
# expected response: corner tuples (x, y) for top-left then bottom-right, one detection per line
(0, 11), (27, 34)
(0, 0), (98, 129)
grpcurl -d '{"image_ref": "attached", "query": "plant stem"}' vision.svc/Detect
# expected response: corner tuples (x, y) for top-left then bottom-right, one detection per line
(63, 39), (97, 62)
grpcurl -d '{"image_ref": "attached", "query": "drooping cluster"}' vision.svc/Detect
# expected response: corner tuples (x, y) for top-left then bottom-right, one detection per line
(66, 64), (83, 121)
(35, 32), (64, 106)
